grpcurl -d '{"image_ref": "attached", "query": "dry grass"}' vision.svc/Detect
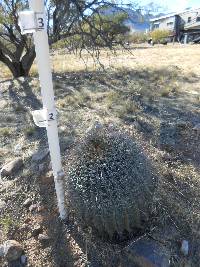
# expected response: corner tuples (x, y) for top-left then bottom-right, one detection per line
(0, 127), (12, 137)
(48, 43), (200, 75)
(1, 43), (200, 79)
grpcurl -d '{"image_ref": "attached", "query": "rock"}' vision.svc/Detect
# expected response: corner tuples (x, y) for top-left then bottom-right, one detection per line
(181, 240), (189, 256)
(123, 115), (137, 123)
(14, 143), (23, 155)
(193, 123), (200, 133)
(0, 158), (23, 178)
(20, 254), (27, 265)
(0, 245), (4, 257)
(31, 224), (42, 237)
(159, 122), (176, 152)
(41, 172), (54, 185)
(24, 218), (31, 224)
(17, 77), (25, 83)
(38, 163), (46, 173)
(122, 238), (170, 267)
(37, 205), (45, 212)
(60, 136), (74, 151)
(176, 120), (191, 130)
(3, 240), (23, 261)
(177, 259), (191, 267)
(0, 200), (6, 210)
(60, 126), (66, 132)
(38, 234), (50, 242)
(32, 148), (49, 162)
(30, 162), (41, 173)
(0, 100), (8, 109)
(29, 204), (38, 212)
(132, 121), (141, 130)
(23, 198), (32, 208)
(19, 223), (31, 233)
(48, 162), (52, 170)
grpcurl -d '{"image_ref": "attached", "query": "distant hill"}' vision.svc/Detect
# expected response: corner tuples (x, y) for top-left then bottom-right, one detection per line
(98, 6), (164, 32)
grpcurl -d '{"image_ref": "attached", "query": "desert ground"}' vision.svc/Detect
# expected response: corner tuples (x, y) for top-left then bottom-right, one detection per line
(0, 44), (200, 266)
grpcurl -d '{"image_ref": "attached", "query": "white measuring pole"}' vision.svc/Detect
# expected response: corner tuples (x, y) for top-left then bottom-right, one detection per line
(19, 0), (66, 220)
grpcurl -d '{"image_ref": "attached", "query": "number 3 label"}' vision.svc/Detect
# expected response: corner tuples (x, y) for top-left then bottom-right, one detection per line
(36, 13), (45, 29)
(37, 17), (44, 28)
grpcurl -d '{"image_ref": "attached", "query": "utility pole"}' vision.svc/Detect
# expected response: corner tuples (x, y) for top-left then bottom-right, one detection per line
(19, 0), (67, 220)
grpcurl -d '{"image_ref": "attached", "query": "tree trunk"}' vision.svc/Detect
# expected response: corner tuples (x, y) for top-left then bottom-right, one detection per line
(0, 47), (36, 78)
(9, 61), (28, 78)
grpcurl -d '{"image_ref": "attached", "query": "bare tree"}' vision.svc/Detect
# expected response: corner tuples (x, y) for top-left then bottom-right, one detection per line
(0, 0), (35, 77)
(0, 0), (134, 77)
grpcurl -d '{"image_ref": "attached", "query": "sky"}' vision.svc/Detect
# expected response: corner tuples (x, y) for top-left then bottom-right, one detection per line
(140, 0), (200, 12)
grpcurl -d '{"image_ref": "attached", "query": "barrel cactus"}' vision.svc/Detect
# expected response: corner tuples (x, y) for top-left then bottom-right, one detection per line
(65, 123), (157, 240)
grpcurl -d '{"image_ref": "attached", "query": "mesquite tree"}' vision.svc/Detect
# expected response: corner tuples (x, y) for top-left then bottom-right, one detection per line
(0, 0), (134, 77)
(0, 0), (35, 77)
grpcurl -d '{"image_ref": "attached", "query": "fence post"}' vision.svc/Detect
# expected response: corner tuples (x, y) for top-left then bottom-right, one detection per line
(19, 0), (67, 220)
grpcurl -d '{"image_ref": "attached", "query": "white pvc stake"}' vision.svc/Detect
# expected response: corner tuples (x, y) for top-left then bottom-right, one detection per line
(19, 0), (67, 220)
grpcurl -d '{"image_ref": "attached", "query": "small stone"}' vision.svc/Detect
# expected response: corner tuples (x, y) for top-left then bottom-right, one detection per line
(123, 115), (137, 123)
(60, 136), (74, 151)
(193, 123), (200, 132)
(60, 126), (66, 131)
(38, 234), (50, 242)
(48, 162), (52, 170)
(37, 205), (45, 212)
(32, 148), (49, 162)
(176, 120), (191, 130)
(123, 238), (170, 267)
(19, 224), (30, 233)
(24, 218), (31, 224)
(31, 224), (42, 237)
(23, 198), (32, 208)
(38, 163), (46, 172)
(132, 121), (141, 130)
(14, 143), (23, 154)
(3, 240), (23, 261)
(17, 77), (25, 83)
(0, 200), (6, 210)
(29, 204), (38, 212)
(20, 254), (27, 264)
(181, 240), (189, 256)
(41, 173), (54, 185)
(0, 158), (23, 178)
(0, 245), (4, 257)
(179, 259), (192, 267)
(0, 100), (8, 109)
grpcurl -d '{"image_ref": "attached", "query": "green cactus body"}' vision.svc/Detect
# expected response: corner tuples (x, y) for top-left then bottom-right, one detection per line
(65, 125), (157, 240)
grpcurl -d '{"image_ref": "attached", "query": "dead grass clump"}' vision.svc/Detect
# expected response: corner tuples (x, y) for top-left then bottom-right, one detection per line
(24, 126), (36, 137)
(0, 127), (12, 137)
(155, 162), (200, 239)
(57, 89), (91, 109)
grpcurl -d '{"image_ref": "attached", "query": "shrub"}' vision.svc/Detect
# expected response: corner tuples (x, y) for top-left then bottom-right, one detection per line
(0, 127), (11, 137)
(51, 12), (130, 50)
(128, 32), (149, 44)
(150, 29), (171, 43)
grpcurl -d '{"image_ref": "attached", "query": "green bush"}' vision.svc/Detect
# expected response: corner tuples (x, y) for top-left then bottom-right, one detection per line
(51, 35), (82, 50)
(51, 12), (130, 50)
(150, 29), (171, 43)
(128, 32), (149, 44)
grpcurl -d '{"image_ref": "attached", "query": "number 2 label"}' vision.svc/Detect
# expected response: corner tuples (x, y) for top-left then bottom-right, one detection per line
(49, 113), (54, 120)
